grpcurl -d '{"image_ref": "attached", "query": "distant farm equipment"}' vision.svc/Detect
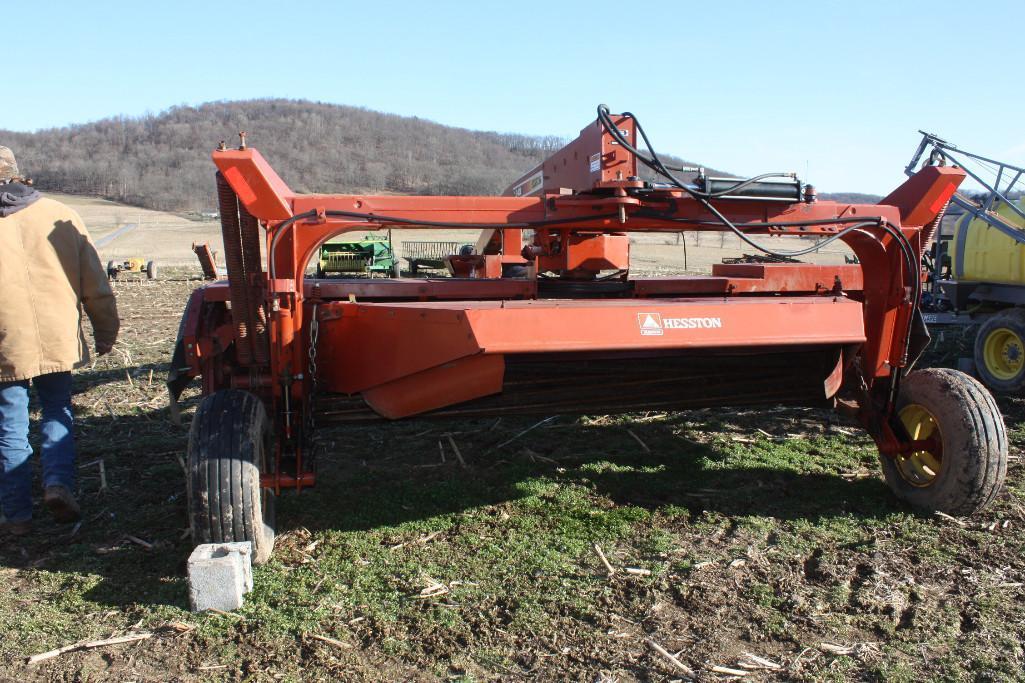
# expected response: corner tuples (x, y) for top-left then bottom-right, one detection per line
(192, 243), (220, 280)
(721, 253), (800, 265)
(401, 240), (465, 274)
(317, 234), (398, 277)
(107, 257), (156, 280)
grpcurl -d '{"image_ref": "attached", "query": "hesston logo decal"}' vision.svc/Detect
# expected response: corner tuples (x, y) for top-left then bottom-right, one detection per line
(637, 313), (723, 336)
(638, 313), (664, 336)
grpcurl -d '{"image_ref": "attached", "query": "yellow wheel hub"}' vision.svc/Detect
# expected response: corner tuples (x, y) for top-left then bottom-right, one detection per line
(896, 404), (943, 487)
(983, 327), (1025, 381)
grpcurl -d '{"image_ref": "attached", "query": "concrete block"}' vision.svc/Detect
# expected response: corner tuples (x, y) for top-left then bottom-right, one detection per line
(188, 541), (253, 612)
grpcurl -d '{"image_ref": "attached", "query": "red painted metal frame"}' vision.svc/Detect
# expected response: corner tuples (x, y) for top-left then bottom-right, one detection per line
(180, 114), (967, 492)
(223, 168), (958, 378)
(504, 113), (639, 195)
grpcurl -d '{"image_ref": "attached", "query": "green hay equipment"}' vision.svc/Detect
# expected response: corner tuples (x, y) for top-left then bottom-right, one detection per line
(316, 233), (399, 278)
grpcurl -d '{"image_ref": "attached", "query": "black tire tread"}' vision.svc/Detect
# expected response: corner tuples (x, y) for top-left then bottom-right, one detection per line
(186, 389), (275, 563)
(882, 368), (1007, 516)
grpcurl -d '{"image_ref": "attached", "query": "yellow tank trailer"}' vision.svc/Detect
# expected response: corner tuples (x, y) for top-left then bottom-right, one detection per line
(913, 131), (1025, 392)
(951, 201), (1025, 285)
(947, 202), (1025, 391)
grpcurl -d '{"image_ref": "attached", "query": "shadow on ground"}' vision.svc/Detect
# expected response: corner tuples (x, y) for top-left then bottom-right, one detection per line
(285, 411), (902, 536)
(7, 387), (1020, 612)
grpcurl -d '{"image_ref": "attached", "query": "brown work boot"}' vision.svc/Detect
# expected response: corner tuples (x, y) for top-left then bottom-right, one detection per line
(44, 486), (81, 523)
(1, 519), (32, 537)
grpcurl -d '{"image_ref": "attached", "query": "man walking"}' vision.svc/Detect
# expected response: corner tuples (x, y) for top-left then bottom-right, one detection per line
(0, 146), (119, 536)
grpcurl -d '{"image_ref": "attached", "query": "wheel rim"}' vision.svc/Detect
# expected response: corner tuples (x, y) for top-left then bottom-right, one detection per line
(896, 404), (943, 487)
(983, 327), (1025, 380)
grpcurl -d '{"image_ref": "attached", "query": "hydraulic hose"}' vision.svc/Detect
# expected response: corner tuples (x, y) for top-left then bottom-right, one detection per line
(598, 105), (916, 264)
(596, 105), (918, 306)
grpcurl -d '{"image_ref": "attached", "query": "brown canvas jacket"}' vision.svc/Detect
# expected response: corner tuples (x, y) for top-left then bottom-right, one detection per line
(0, 197), (119, 381)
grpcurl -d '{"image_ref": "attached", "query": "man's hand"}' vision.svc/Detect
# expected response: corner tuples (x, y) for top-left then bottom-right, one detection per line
(96, 342), (113, 356)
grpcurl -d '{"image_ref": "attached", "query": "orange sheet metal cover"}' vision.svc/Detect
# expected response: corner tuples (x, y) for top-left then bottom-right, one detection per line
(212, 148), (293, 221)
(363, 354), (505, 419)
(320, 296), (867, 394)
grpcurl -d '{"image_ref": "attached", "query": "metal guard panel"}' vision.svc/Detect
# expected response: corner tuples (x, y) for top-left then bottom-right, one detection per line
(466, 297), (866, 352)
(320, 296), (866, 394)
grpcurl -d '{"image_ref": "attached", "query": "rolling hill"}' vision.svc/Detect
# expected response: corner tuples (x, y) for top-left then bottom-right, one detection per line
(1, 99), (736, 214)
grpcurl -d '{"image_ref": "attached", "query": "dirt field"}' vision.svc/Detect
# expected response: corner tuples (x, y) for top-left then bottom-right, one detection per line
(55, 194), (224, 267)
(1, 199), (1021, 682)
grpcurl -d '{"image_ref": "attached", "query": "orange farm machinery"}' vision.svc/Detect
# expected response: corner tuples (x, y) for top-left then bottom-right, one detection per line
(169, 107), (1006, 563)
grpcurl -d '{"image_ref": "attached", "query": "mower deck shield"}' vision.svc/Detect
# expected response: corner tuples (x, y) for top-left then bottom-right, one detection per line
(317, 295), (865, 418)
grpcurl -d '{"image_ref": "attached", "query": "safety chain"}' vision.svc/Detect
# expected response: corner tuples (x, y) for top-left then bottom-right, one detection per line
(306, 304), (320, 437)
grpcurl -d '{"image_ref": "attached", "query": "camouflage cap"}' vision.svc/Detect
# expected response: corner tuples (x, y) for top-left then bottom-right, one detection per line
(0, 146), (18, 182)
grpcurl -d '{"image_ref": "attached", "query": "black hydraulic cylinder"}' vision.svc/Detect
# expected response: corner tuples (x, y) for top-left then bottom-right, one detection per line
(701, 177), (802, 201)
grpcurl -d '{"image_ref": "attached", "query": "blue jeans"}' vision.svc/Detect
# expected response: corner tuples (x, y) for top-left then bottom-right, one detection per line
(0, 372), (76, 523)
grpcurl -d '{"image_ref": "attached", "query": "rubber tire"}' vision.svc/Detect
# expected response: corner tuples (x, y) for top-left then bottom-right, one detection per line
(881, 368), (1007, 516)
(187, 390), (276, 564)
(974, 308), (1025, 393)
(146, 260), (157, 280)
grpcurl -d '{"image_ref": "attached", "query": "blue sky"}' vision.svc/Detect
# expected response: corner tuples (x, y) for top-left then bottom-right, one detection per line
(6, 0), (1022, 194)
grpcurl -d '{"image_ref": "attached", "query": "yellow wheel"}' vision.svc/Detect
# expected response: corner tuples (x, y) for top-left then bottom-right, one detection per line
(880, 369), (1007, 516)
(982, 327), (1024, 380)
(975, 310), (1025, 393)
(895, 404), (942, 487)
